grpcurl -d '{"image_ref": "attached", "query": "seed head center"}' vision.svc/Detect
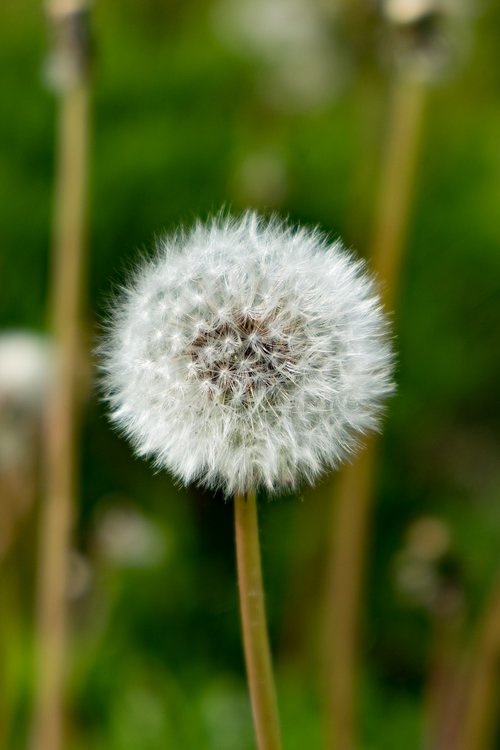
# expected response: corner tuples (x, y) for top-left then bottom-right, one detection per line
(187, 312), (294, 402)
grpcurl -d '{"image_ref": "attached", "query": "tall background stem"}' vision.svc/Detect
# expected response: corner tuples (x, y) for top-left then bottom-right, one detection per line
(235, 491), (282, 750)
(31, 4), (91, 748)
(459, 579), (500, 750)
(323, 76), (426, 750)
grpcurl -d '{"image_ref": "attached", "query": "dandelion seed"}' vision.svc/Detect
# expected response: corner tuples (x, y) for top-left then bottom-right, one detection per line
(101, 213), (394, 496)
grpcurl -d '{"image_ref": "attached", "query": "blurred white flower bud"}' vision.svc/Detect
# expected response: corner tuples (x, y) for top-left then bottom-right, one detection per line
(213, 0), (349, 110)
(43, 0), (92, 92)
(379, 0), (471, 80)
(405, 515), (451, 561)
(94, 503), (166, 568)
(0, 331), (53, 470)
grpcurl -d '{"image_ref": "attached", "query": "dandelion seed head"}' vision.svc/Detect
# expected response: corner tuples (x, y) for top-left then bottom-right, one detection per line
(101, 213), (394, 495)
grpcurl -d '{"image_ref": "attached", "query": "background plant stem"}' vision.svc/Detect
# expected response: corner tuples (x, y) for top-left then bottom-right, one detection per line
(459, 578), (500, 750)
(30, 8), (90, 747)
(323, 75), (426, 750)
(371, 77), (426, 309)
(423, 609), (466, 750)
(235, 491), (282, 750)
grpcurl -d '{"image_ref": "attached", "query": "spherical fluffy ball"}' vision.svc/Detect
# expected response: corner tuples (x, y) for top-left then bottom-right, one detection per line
(101, 213), (394, 495)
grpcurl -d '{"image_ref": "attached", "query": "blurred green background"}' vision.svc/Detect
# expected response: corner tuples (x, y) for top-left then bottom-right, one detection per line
(1, 0), (500, 748)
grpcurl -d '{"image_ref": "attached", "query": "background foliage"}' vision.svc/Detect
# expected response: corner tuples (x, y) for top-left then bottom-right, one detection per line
(1, 0), (500, 747)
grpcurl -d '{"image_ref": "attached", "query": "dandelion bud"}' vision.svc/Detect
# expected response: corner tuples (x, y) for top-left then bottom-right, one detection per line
(380, 0), (470, 81)
(43, 0), (92, 92)
(101, 213), (394, 495)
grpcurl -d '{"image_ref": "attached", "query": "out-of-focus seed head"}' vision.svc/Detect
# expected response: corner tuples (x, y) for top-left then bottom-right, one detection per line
(0, 331), (53, 469)
(93, 502), (166, 568)
(379, 0), (471, 81)
(213, 0), (350, 111)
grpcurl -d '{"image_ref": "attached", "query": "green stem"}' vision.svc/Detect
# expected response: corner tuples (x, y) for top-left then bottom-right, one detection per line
(31, 6), (90, 746)
(460, 579), (500, 750)
(235, 491), (283, 750)
(323, 440), (377, 750)
(371, 75), (426, 310)
(323, 75), (426, 750)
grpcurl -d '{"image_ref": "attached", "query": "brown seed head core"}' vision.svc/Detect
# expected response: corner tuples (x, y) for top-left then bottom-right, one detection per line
(186, 312), (297, 403)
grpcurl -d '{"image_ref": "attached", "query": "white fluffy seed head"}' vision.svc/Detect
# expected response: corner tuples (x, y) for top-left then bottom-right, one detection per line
(101, 213), (394, 495)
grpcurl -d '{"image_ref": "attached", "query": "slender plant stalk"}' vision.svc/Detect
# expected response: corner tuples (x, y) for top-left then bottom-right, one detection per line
(235, 491), (283, 750)
(0, 468), (37, 746)
(423, 609), (467, 750)
(459, 579), (500, 750)
(323, 440), (377, 750)
(370, 77), (427, 309)
(30, 6), (90, 748)
(323, 75), (426, 750)
(0, 572), (22, 749)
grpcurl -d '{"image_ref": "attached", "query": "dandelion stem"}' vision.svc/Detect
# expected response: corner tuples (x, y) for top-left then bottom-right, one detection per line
(235, 491), (283, 750)
(31, 5), (90, 748)
(324, 75), (426, 750)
